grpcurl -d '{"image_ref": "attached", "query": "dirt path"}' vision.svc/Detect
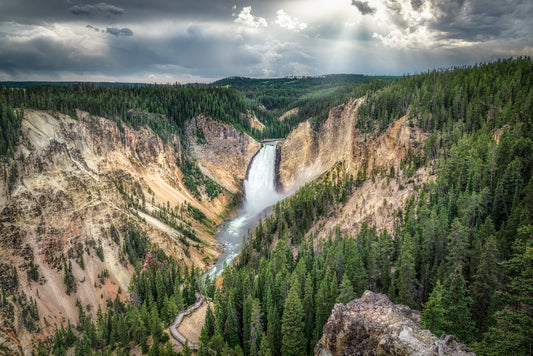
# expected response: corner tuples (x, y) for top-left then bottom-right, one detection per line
(169, 296), (204, 350)
(178, 302), (208, 343)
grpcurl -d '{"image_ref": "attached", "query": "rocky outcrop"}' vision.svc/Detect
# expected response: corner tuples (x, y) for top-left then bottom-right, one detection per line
(315, 291), (475, 356)
(186, 115), (261, 194)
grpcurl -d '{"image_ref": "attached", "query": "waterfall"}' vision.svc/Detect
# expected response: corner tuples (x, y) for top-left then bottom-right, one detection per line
(243, 143), (282, 218)
(207, 142), (282, 278)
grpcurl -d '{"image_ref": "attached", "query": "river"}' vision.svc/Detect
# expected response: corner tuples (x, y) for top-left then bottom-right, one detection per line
(207, 142), (282, 278)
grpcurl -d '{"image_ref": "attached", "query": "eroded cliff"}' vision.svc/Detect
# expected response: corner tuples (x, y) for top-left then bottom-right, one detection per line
(0, 109), (257, 353)
(278, 98), (361, 193)
(278, 98), (431, 237)
(185, 115), (261, 194)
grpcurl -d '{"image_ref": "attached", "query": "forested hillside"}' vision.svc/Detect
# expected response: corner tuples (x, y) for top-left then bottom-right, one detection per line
(0, 75), (388, 149)
(198, 58), (533, 355)
(0, 84), (258, 142)
(215, 74), (391, 136)
(0, 75), (385, 355)
(1, 59), (531, 355)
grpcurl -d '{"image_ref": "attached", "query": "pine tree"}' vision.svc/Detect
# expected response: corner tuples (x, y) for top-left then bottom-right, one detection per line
(265, 303), (281, 356)
(74, 333), (93, 356)
(395, 234), (418, 308)
(208, 333), (227, 355)
(336, 273), (355, 304)
(470, 234), (500, 331)
(149, 303), (163, 340)
(302, 273), (314, 352)
(249, 298), (262, 356)
(313, 270), (335, 343)
(163, 341), (178, 356)
(258, 332), (273, 356)
(225, 297), (240, 348)
(420, 280), (449, 337)
(65, 321), (76, 347)
(242, 295), (253, 354)
(117, 314), (129, 348)
(477, 225), (533, 355)
(173, 282), (184, 311)
(446, 218), (470, 274)
(441, 269), (476, 343)
(281, 282), (305, 356)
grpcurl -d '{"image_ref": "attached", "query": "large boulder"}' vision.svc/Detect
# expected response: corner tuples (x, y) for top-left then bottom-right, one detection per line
(315, 290), (475, 356)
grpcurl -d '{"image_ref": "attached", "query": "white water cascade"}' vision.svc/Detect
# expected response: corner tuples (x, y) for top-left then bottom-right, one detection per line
(243, 143), (282, 218)
(208, 142), (282, 278)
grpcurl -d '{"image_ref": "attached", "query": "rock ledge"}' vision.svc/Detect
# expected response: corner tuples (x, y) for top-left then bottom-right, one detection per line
(315, 291), (475, 356)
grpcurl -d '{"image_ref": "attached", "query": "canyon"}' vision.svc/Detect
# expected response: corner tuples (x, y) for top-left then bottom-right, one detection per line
(0, 108), (259, 353)
(1, 95), (430, 354)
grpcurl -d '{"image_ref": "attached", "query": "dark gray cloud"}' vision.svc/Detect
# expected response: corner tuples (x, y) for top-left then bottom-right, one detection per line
(0, 0), (241, 24)
(427, 0), (533, 42)
(411, 0), (424, 10)
(86, 24), (102, 32)
(0, 21), (274, 80)
(0, 35), (108, 74)
(69, 2), (124, 17)
(385, 0), (409, 29)
(106, 27), (133, 36)
(351, 1), (376, 15)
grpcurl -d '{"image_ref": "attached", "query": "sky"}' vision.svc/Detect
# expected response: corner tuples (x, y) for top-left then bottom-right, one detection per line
(0, 0), (532, 83)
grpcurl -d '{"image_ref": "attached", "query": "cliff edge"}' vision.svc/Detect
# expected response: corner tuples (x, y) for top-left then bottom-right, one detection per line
(315, 291), (474, 356)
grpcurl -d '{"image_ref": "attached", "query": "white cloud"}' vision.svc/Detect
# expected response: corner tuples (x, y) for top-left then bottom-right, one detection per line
(348, 0), (439, 49)
(0, 21), (107, 55)
(234, 7), (268, 28)
(275, 9), (307, 32)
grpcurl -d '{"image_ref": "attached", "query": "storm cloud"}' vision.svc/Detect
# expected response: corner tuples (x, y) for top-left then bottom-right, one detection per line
(0, 0), (531, 82)
(69, 2), (124, 17)
(351, 1), (376, 15)
(106, 27), (133, 36)
(427, 0), (533, 42)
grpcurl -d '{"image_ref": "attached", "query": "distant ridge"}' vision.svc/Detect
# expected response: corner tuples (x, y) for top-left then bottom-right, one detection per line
(2, 74), (397, 89)
(212, 74), (397, 89)
(0, 81), (149, 88)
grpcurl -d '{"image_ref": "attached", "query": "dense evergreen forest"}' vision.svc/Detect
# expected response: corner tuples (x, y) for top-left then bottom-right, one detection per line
(3, 59), (532, 355)
(211, 74), (396, 89)
(0, 84), (258, 141)
(0, 74), (390, 151)
(198, 58), (533, 356)
(215, 74), (392, 133)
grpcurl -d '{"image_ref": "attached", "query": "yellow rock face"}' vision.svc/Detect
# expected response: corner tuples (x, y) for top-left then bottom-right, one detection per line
(185, 115), (261, 194)
(0, 109), (257, 352)
(278, 98), (432, 238)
